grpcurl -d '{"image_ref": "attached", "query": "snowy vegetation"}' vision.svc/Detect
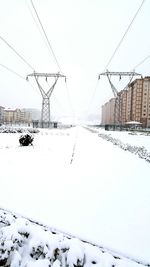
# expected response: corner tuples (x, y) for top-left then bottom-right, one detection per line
(0, 126), (39, 134)
(0, 209), (146, 267)
(87, 126), (150, 163)
(98, 133), (150, 163)
(19, 134), (34, 146)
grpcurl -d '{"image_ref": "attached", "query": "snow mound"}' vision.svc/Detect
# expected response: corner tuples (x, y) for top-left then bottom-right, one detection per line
(0, 209), (146, 267)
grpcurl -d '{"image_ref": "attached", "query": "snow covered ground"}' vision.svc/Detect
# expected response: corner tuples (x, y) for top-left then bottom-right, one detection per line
(0, 126), (150, 266)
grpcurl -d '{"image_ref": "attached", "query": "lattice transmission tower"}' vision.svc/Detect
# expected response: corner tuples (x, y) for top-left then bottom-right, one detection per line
(27, 72), (66, 128)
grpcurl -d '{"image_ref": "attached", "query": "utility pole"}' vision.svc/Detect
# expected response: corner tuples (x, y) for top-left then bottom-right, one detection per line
(27, 72), (66, 128)
(98, 71), (142, 125)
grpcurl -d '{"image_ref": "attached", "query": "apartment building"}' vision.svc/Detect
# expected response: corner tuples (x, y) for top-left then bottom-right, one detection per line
(4, 108), (31, 124)
(101, 98), (115, 125)
(109, 98), (115, 124)
(131, 79), (143, 122)
(101, 104), (105, 125)
(119, 89), (127, 124)
(101, 77), (150, 128)
(141, 77), (150, 127)
(4, 109), (14, 124)
(0, 106), (4, 125)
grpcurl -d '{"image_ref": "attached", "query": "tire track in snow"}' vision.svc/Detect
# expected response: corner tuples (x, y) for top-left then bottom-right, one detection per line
(70, 127), (78, 164)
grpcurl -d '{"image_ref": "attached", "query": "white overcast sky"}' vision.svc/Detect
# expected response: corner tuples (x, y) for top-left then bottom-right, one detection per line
(0, 0), (149, 121)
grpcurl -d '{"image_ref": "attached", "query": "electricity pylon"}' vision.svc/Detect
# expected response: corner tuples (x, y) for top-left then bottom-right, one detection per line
(27, 72), (66, 128)
(98, 71), (142, 125)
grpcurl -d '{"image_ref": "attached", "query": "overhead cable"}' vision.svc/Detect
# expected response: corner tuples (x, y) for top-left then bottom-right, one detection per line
(104, 0), (146, 70)
(0, 36), (35, 71)
(86, 0), (146, 115)
(0, 63), (26, 80)
(30, 0), (63, 73)
(26, 0), (49, 53)
(0, 62), (40, 97)
(133, 54), (150, 70)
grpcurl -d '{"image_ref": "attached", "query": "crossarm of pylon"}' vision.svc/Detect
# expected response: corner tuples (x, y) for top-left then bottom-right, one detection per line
(100, 71), (142, 77)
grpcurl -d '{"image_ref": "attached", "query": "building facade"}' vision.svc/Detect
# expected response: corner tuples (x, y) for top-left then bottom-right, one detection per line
(130, 79), (143, 123)
(101, 98), (115, 125)
(101, 77), (150, 128)
(120, 89), (127, 124)
(3, 108), (31, 125)
(141, 77), (150, 127)
(0, 106), (4, 125)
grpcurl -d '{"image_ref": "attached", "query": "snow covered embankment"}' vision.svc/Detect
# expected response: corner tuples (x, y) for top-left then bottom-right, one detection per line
(98, 133), (150, 163)
(0, 209), (146, 267)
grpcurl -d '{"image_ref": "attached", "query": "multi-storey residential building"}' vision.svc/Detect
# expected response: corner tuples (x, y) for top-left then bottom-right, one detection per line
(109, 98), (115, 124)
(118, 90), (127, 124)
(22, 108), (40, 121)
(101, 77), (150, 128)
(101, 104), (105, 125)
(126, 85), (132, 122)
(4, 108), (31, 125)
(141, 77), (150, 127)
(4, 109), (14, 124)
(104, 102), (110, 124)
(0, 106), (4, 125)
(101, 98), (115, 125)
(131, 79), (143, 122)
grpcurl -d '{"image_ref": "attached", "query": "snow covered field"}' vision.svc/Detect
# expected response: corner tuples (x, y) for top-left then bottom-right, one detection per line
(0, 126), (150, 266)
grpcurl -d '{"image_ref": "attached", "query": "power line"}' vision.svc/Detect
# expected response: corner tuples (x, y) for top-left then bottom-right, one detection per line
(0, 62), (40, 97)
(0, 35), (35, 71)
(30, 0), (63, 73)
(0, 63), (26, 80)
(133, 54), (150, 70)
(104, 0), (146, 70)
(26, 0), (50, 54)
(86, 0), (146, 117)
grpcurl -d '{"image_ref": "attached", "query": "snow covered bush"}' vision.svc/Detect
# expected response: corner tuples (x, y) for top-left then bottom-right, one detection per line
(67, 238), (85, 267)
(98, 133), (150, 163)
(0, 126), (40, 134)
(28, 128), (39, 134)
(19, 134), (34, 146)
(0, 209), (147, 267)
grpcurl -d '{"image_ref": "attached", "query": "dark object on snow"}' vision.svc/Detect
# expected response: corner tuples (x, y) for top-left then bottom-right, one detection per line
(19, 134), (34, 146)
